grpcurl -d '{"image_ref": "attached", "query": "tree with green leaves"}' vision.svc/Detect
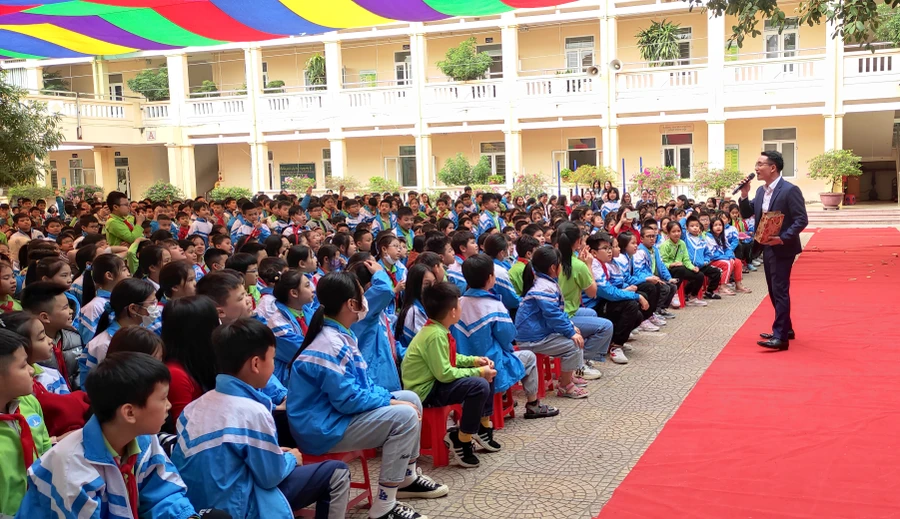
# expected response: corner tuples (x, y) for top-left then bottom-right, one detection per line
(437, 37), (494, 81)
(305, 55), (327, 91)
(636, 20), (683, 66)
(127, 66), (169, 101)
(41, 71), (70, 95)
(697, 0), (900, 49)
(0, 71), (64, 187)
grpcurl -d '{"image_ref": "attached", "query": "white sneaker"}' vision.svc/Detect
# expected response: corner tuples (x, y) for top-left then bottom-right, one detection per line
(649, 315), (667, 326)
(620, 342), (634, 352)
(752, 259), (762, 266)
(671, 294), (681, 308)
(629, 330), (639, 340)
(608, 347), (629, 364)
(576, 365), (603, 380)
(586, 359), (603, 369)
(639, 320), (660, 332)
(685, 298), (708, 307)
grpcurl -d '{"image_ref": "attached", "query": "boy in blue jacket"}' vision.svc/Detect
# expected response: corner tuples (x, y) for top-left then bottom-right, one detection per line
(173, 319), (350, 519)
(684, 215), (722, 300)
(634, 224), (679, 319)
(230, 202), (272, 246)
(482, 234), (521, 315)
(17, 351), (231, 519)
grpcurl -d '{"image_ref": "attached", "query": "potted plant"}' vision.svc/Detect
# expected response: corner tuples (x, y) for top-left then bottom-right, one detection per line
(40, 71), (70, 95)
(8, 184), (56, 203)
(630, 166), (680, 197)
(636, 20), (683, 67)
(510, 172), (547, 198)
(692, 162), (746, 198)
(264, 80), (286, 93)
(807, 149), (863, 210)
(284, 176), (316, 194)
(142, 181), (184, 203)
(305, 54), (327, 91)
(65, 184), (103, 202)
(127, 66), (170, 101)
(437, 37), (493, 82)
(368, 176), (400, 194)
(487, 174), (505, 185)
(208, 186), (252, 200)
(190, 80), (220, 98)
(324, 176), (363, 194)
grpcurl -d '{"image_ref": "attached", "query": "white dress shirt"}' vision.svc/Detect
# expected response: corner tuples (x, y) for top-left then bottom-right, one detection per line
(762, 175), (783, 213)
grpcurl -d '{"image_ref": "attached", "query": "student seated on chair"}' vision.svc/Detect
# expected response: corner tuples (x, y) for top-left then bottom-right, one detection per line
(287, 268), (448, 519)
(17, 351), (232, 519)
(172, 318), (350, 519)
(401, 282), (498, 469)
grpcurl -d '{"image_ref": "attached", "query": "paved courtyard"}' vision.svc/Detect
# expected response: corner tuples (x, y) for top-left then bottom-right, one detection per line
(337, 238), (814, 519)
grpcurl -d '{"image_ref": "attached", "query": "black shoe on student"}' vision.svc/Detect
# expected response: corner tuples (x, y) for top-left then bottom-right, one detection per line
(704, 291), (722, 300)
(371, 502), (424, 519)
(396, 470), (449, 499)
(658, 309), (676, 319)
(474, 425), (502, 452)
(444, 430), (480, 468)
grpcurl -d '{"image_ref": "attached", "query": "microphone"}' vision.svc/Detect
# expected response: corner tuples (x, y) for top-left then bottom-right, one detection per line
(731, 173), (756, 196)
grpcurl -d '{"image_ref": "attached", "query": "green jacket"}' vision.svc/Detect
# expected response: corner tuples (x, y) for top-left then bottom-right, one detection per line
(658, 238), (695, 270)
(0, 395), (52, 516)
(508, 259), (527, 296)
(401, 322), (481, 401)
(105, 214), (143, 247)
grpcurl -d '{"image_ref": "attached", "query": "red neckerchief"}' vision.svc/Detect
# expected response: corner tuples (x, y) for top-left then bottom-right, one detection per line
(517, 257), (530, 266)
(116, 451), (140, 519)
(601, 262), (609, 278)
(384, 266), (401, 307)
(122, 216), (134, 232)
(0, 406), (38, 469)
(53, 337), (69, 385)
(424, 320), (456, 366)
(296, 313), (308, 335)
(0, 298), (14, 313)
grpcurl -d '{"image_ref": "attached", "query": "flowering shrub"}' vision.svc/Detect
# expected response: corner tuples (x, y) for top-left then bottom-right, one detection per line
(208, 186), (252, 201)
(324, 176), (363, 194)
(65, 184), (103, 202)
(368, 176), (400, 194)
(510, 172), (547, 198)
(8, 184), (55, 203)
(487, 175), (505, 185)
(142, 181), (183, 203)
(629, 166), (679, 196)
(691, 162), (746, 197)
(570, 165), (616, 187)
(284, 176), (316, 194)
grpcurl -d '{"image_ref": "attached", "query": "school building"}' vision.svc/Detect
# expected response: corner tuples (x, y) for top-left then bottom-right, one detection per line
(3, 0), (899, 204)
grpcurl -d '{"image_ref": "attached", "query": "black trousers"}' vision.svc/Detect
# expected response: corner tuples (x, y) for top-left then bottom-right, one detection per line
(668, 265), (705, 298)
(763, 247), (794, 340)
(597, 299), (643, 346)
(735, 242), (753, 265)
(634, 282), (658, 318)
(424, 377), (493, 434)
(699, 264), (722, 291)
(657, 281), (676, 309)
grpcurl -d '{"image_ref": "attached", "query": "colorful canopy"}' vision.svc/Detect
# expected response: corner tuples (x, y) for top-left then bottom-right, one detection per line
(0, 0), (571, 59)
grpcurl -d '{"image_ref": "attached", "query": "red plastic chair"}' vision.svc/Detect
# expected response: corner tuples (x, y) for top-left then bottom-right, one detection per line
(295, 449), (375, 516)
(536, 354), (561, 395)
(420, 404), (462, 468)
(492, 388), (516, 430)
(677, 277), (709, 307)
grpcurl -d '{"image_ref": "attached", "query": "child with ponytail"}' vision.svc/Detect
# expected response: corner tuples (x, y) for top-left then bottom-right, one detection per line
(264, 269), (316, 385)
(75, 254), (130, 344)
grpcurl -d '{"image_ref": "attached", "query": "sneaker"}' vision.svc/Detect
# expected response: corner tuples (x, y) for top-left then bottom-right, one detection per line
(649, 314), (667, 326)
(685, 297), (708, 307)
(586, 359), (604, 368)
(474, 425), (502, 452)
(658, 309), (676, 319)
(576, 364), (603, 380)
(397, 469), (452, 497)
(608, 347), (629, 364)
(629, 330), (639, 340)
(704, 291), (722, 300)
(620, 342), (634, 352)
(372, 502), (426, 519)
(556, 382), (589, 399)
(748, 264), (758, 272)
(639, 320), (660, 332)
(671, 294), (681, 308)
(752, 259), (762, 266)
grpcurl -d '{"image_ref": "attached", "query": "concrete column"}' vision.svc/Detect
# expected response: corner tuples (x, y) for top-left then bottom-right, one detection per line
(165, 53), (190, 125)
(24, 66), (43, 92)
(91, 59), (109, 100)
(324, 39), (344, 133)
(167, 145), (196, 198)
(92, 147), (111, 191)
(501, 16), (519, 95)
(249, 142), (269, 193)
(824, 18), (844, 151)
(706, 14), (726, 122)
(707, 121), (726, 168)
(504, 130), (522, 188)
(415, 134), (432, 189)
(601, 15), (619, 171)
(329, 138), (347, 179)
(605, 126), (619, 173)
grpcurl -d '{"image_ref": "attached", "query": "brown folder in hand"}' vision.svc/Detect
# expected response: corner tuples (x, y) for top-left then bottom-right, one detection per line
(755, 211), (784, 244)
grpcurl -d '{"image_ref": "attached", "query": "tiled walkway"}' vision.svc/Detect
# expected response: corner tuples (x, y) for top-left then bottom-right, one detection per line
(341, 238), (811, 519)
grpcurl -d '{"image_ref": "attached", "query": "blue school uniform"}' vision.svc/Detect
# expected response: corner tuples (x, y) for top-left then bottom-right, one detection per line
(584, 261), (641, 308)
(635, 243), (672, 281)
(370, 213), (397, 234)
(447, 255), (467, 293)
(230, 214), (271, 246)
(351, 270), (401, 392)
(288, 319), (393, 455)
(515, 273), (576, 343)
(377, 259), (407, 320)
(64, 291), (81, 333)
(173, 375), (296, 519)
(398, 301), (427, 360)
(476, 210), (506, 238)
(492, 259), (521, 312)
(17, 416), (197, 519)
(75, 289), (110, 345)
(600, 201), (620, 219)
(187, 217), (213, 246)
(258, 294), (310, 386)
(685, 233), (712, 267)
(451, 289), (523, 394)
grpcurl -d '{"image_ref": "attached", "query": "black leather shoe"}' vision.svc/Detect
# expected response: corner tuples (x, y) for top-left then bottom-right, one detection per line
(758, 339), (789, 350)
(760, 331), (795, 340)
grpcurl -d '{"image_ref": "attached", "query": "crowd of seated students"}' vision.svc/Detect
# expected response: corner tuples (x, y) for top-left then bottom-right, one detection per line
(0, 182), (759, 519)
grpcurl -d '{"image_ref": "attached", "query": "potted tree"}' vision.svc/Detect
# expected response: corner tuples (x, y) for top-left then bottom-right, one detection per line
(807, 149), (863, 210)
(636, 20), (683, 67)
(437, 38), (493, 81)
(692, 162), (746, 198)
(305, 55), (327, 91)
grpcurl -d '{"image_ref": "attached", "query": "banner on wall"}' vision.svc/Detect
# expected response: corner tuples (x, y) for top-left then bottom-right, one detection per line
(725, 145), (740, 171)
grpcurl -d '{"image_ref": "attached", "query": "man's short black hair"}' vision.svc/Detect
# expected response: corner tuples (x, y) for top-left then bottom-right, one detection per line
(212, 318), (275, 376)
(425, 235), (449, 255)
(21, 281), (68, 314)
(450, 231), (475, 256)
(481, 192), (497, 204)
(421, 281), (460, 321)
(204, 247), (228, 267)
(483, 233), (507, 258)
(197, 270), (245, 306)
(225, 252), (257, 274)
(515, 234), (540, 258)
(462, 253), (494, 290)
(106, 191), (127, 210)
(760, 149), (784, 172)
(241, 201), (258, 213)
(85, 352), (171, 424)
(397, 207), (413, 219)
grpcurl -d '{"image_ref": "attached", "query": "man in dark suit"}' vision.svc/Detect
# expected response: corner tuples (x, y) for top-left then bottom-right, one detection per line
(739, 150), (808, 350)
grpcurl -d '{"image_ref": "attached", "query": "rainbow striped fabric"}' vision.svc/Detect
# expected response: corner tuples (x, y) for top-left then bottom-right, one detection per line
(0, 0), (572, 59)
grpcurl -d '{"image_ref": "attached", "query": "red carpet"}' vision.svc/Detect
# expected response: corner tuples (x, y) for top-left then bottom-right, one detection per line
(598, 228), (900, 519)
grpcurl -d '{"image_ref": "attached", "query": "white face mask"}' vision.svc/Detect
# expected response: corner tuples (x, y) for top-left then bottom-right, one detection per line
(142, 303), (161, 327)
(382, 255), (396, 267)
(355, 296), (369, 322)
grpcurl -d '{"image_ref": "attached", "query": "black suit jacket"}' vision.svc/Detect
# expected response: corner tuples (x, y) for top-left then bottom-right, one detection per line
(739, 178), (808, 258)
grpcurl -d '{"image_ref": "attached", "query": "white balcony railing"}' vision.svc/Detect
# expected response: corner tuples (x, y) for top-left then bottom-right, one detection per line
(844, 49), (900, 81)
(59, 99), (127, 119)
(141, 102), (170, 121)
(186, 97), (247, 118)
(425, 81), (503, 103)
(617, 66), (704, 93)
(518, 75), (595, 98)
(260, 91), (327, 114)
(341, 86), (412, 109)
(724, 56), (823, 85)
